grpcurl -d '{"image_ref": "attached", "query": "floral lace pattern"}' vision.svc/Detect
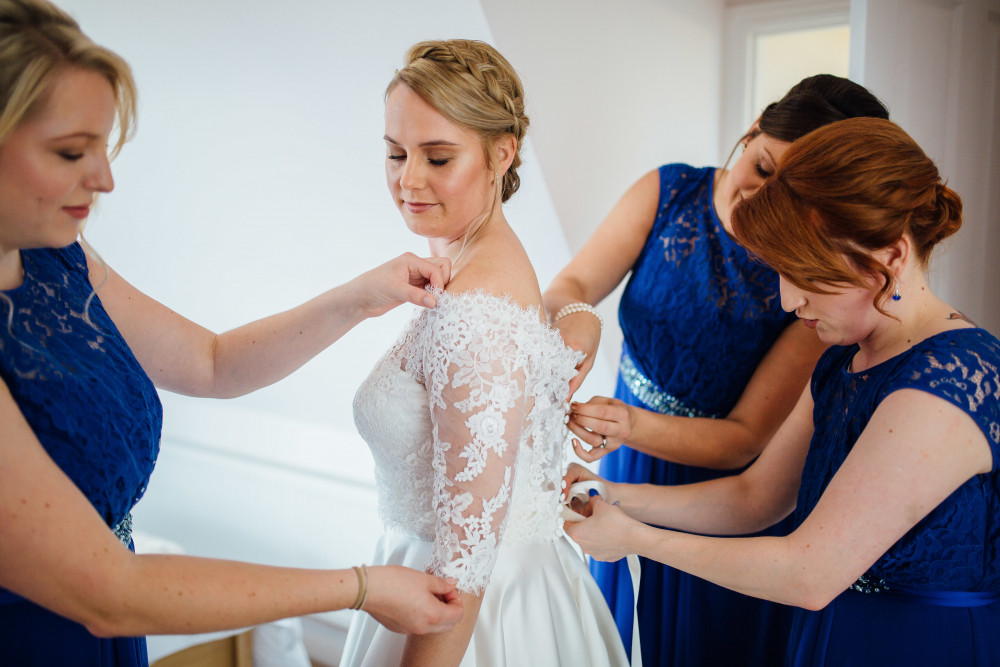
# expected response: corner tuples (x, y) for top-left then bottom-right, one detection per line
(0, 243), (161, 534)
(801, 328), (1000, 591)
(617, 164), (796, 417)
(353, 290), (582, 594)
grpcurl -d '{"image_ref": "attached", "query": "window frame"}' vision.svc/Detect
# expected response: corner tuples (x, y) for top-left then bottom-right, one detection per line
(721, 0), (851, 162)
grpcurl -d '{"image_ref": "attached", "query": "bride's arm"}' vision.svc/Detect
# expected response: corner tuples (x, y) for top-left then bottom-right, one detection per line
(401, 594), (483, 666)
(401, 297), (529, 667)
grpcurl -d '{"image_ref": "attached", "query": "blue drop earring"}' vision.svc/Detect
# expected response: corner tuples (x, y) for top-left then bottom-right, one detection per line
(892, 278), (901, 301)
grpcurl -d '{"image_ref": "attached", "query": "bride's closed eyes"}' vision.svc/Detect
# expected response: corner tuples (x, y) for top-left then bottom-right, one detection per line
(386, 153), (452, 167)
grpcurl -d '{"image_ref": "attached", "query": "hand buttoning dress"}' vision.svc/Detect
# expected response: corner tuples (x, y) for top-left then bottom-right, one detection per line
(341, 289), (628, 667)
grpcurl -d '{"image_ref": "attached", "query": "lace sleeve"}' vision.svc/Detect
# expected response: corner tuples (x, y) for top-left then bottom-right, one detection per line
(421, 292), (533, 594)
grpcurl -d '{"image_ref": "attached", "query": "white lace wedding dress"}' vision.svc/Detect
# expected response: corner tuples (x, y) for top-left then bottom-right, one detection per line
(340, 289), (628, 667)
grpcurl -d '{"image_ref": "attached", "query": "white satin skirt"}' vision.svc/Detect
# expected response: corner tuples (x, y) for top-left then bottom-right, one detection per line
(339, 531), (628, 667)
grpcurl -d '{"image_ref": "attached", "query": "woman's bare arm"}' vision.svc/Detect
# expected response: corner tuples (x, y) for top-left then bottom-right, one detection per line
(568, 389), (992, 610)
(91, 251), (449, 399)
(542, 169), (660, 395)
(0, 380), (462, 637)
(569, 320), (826, 468)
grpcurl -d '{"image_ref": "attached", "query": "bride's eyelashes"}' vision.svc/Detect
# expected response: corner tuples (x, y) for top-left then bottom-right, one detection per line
(385, 152), (453, 167)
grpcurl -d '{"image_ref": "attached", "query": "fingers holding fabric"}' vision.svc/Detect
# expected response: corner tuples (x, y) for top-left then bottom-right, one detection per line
(567, 396), (632, 461)
(351, 253), (453, 318)
(563, 495), (640, 562)
(363, 566), (463, 635)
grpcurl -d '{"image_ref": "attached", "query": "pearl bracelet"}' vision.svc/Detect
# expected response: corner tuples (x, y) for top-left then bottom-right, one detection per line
(553, 302), (603, 329)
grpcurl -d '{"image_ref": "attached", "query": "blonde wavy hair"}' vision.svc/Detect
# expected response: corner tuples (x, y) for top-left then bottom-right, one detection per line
(0, 0), (136, 154)
(0, 0), (137, 330)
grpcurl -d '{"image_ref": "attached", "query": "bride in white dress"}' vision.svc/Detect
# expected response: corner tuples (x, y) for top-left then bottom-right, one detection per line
(340, 40), (628, 667)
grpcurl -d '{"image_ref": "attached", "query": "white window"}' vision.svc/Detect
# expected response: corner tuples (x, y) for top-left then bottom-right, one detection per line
(722, 0), (851, 159)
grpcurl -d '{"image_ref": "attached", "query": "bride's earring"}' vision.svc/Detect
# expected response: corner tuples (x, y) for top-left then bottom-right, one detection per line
(892, 278), (902, 301)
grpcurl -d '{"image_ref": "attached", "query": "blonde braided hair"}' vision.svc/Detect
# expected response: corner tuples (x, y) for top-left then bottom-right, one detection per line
(387, 39), (528, 202)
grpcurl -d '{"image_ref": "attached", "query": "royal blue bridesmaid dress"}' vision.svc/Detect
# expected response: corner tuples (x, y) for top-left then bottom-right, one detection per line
(0, 242), (162, 666)
(594, 164), (798, 665)
(786, 328), (1000, 665)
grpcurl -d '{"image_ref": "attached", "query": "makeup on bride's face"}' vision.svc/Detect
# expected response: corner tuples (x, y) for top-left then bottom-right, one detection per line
(384, 84), (494, 245)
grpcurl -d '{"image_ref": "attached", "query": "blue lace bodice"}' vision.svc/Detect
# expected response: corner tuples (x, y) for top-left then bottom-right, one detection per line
(799, 328), (1000, 591)
(0, 242), (161, 533)
(617, 164), (796, 416)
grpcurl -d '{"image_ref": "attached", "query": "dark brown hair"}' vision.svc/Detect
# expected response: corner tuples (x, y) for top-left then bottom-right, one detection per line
(756, 74), (888, 143)
(725, 74), (889, 168)
(731, 117), (962, 312)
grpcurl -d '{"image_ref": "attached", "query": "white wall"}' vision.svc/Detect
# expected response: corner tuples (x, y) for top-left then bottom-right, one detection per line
(482, 0), (724, 251)
(483, 0), (725, 367)
(851, 0), (1000, 334)
(54, 0), (726, 521)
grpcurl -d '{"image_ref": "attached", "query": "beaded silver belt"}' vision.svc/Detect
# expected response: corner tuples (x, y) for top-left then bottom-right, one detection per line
(849, 573), (889, 594)
(619, 352), (719, 418)
(112, 512), (133, 547)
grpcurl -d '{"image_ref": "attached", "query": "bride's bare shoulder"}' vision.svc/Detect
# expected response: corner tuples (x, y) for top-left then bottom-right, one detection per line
(444, 235), (542, 311)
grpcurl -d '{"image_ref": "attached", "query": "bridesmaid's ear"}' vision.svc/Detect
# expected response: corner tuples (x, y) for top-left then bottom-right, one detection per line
(873, 236), (911, 276)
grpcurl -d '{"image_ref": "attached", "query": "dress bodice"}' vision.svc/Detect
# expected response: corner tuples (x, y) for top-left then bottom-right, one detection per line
(801, 328), (1000, 591)
(0, 242), (162, 534)
(353, 289), (582, 594)
(617, 164), (796, 416)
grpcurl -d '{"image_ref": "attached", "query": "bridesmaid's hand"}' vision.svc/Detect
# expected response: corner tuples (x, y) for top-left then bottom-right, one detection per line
(563, 496), (642, 562)
(567, 396), (632, 462)
(363, 566), (463, 634)
(349, 253), (452, 319)
(553, 312), (601, 400)
(562, 462), (609, 505)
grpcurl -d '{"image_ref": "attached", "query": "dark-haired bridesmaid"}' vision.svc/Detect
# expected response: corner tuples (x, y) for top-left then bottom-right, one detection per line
(544, 74), (890, 665)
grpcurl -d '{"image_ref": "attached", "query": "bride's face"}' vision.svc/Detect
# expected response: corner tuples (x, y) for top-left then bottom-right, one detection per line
(384, 84), (495, 244)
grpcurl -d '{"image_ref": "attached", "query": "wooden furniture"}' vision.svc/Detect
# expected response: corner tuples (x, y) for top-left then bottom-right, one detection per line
(150, 630), (253, 667)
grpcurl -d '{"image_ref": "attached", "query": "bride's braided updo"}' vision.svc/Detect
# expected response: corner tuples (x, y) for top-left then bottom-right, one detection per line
(387, 39), (528, 203)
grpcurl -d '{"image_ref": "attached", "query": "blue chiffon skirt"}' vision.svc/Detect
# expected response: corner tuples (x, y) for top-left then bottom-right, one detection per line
(594, 368), (794, 666)
(787, 588), (1000, 666)
(0, 589), (148, 667)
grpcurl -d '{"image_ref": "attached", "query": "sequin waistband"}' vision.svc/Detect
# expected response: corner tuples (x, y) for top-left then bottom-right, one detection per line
(619, 351), (719, 418)
(850, 575), (1000, 607)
